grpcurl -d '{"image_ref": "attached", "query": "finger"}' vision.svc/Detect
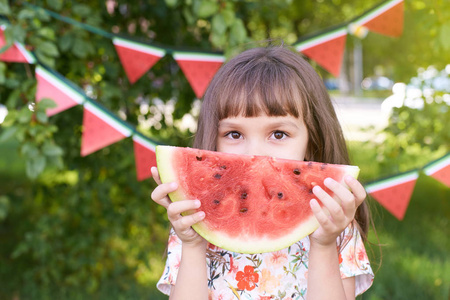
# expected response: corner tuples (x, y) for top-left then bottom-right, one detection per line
(312, 185), (346, 224)
(167, 200), (201, 220)
(323, 178), (358, 219)
(344, 175), (367, 206)
(151, 182), (178, 208)
(310, 199), (335, 232)
(151, 167), (162, 185)
(173, 211), (206, 231)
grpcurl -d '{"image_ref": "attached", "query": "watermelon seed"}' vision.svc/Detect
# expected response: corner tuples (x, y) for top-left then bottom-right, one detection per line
(220, 165), (227, 169)
(213, 199), (220, 205)
(293, 169), (301, 175)
(214, 173), (222, 179)
(321, 163), (328, 170)
(277, 192), (283, 199)
(240, 208), (248, 213)
(196, 156), (202, 161)
(241, 193), (247, 199)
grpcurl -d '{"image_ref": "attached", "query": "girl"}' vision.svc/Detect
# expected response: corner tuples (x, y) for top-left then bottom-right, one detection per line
(151, 45), (374, 300)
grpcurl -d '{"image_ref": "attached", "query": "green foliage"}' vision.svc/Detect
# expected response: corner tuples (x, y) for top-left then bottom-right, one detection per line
(366, 67), (450, 177)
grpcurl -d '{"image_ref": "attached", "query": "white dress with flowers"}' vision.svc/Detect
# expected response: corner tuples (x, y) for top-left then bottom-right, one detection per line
(157, 225), (374, 299)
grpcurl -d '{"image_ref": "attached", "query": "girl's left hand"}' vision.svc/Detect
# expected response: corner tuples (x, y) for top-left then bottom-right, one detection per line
(309, 175), (366, 247)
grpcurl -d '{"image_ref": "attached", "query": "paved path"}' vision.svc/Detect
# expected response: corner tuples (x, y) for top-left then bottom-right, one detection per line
(330, 96), (388, 141)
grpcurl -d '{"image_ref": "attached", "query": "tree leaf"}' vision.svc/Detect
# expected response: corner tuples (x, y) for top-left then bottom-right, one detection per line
(36, 110), (48, 123)
(59, 33), (74, 52)
(37, 98), (57, 110)
(212, 14), (227, 35)
(42, 142), (64, 156)
(47, 0), (63, 11)
(439, 23), (450, 50)
(0, 196), (10, 221)
(0, 126), (18, 142)
(37, 41), (59, 57)
(230, 19), (247, 44)
(0, 0), (11, 16)
(165, 0), (178, 8)
(196, 0), (219, 18)
(26, 155), (46, 179)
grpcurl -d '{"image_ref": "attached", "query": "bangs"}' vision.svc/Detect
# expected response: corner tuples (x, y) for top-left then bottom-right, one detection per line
(215, 58), (304, 120)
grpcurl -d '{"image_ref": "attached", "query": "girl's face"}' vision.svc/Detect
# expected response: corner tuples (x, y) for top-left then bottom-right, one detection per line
(217, 114), (308, 161)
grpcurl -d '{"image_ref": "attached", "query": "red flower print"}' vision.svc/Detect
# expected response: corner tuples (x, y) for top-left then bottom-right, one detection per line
(338, 253), (343, 264)
(357, 248), (368, 261)
(236, 265), (259, 291)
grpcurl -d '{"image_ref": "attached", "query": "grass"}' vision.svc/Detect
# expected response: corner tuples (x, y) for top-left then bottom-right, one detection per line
(0, 139), (448, 299)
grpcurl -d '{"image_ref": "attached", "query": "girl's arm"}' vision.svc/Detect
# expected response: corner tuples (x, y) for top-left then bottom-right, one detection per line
(307, 175), (367, 300)
(151, 167), (209, 300)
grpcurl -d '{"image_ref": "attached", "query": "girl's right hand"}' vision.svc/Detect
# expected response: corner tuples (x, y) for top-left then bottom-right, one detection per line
(150, 166), (207, 247)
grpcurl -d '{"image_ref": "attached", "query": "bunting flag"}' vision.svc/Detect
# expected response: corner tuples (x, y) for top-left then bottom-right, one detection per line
(0, 27), (35, 63)
(81, 101), (133, 156)
(294, 27), (347, 77)
(133, 133), (158, 181)
(35, 66), (85, 116)
(366, 170), (418, 220)
(352, 0), (404, 37)
(113, 37), (166, 84)
(423, 153), (450, 187)
(173, 52), (225, 98)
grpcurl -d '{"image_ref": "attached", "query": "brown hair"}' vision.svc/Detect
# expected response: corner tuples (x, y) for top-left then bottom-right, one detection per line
(194, 45), (371, 243)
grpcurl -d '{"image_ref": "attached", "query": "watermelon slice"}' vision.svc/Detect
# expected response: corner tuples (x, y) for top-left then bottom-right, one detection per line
(156, 146), (360, 254)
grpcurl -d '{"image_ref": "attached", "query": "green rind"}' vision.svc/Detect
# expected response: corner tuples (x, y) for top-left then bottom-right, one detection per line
(156, 145), (360, 254)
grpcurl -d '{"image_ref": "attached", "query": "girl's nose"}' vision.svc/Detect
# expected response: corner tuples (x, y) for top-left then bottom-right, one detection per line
(245, 140), (267, 157)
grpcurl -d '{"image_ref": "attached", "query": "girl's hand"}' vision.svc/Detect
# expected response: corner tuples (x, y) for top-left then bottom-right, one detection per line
(309, 175), (366, 247)
(151, 167), (207, 248)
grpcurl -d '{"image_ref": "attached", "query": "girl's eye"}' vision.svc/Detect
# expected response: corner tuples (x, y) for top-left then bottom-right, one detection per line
(226, 131), (242, 139)
(272, 131), (287, 140)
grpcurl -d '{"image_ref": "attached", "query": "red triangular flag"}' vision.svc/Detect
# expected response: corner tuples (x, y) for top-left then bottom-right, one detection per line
(113, 37), (165, 84)
(81, 102), (132, 156)
(295, 28), (347, 77)
(35, 67), (84, 116)
(424, 154), (450, 187)
(174, 52), (224, 98)
(0, 27), (35, 63)
(133, 134), (157, 181)
(366, 171), (418, 220)
(359, 0), (404, 37)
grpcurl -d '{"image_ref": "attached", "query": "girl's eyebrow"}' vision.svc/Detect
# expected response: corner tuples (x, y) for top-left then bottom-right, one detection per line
(219, 119), (302, 129)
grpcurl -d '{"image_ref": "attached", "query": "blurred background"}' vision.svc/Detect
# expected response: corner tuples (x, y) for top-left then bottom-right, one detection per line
(0, 0), (449, 299)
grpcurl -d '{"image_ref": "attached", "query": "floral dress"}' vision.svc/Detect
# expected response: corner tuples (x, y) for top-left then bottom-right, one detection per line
(157, 225), (374, 299)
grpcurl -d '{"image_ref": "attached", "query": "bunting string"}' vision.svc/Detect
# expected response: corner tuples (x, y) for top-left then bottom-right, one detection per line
(3, 0), (444, 222)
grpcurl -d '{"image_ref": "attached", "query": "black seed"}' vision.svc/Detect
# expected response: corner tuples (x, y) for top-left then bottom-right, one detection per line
(308, 189), (313, 194)
(196, 156), (202, 161)
(277, 192), (283, 199)
(214, 173), (222, 179)
(293, 168), (301, 175)
(213, 199), (220, 205)
(241, 193), (247, 199)
(240, 207), (248, 213)
(220, 165), (227, 169)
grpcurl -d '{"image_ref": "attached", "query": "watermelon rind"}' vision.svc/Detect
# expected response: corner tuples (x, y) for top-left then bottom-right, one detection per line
(156, 145), (360, 254)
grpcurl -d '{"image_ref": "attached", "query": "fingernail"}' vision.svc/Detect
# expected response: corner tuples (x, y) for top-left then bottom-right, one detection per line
(198, 211), (205, 219)
(194, 200), (201, 207)
(324, 177), (334, 186)
(170, 182), (178, 189)
(312, 185), (321, 194)
(345, 175), (355, 182)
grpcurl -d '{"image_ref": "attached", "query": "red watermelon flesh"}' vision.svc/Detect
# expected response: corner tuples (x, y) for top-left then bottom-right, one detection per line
(156, 146), (360, 253)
